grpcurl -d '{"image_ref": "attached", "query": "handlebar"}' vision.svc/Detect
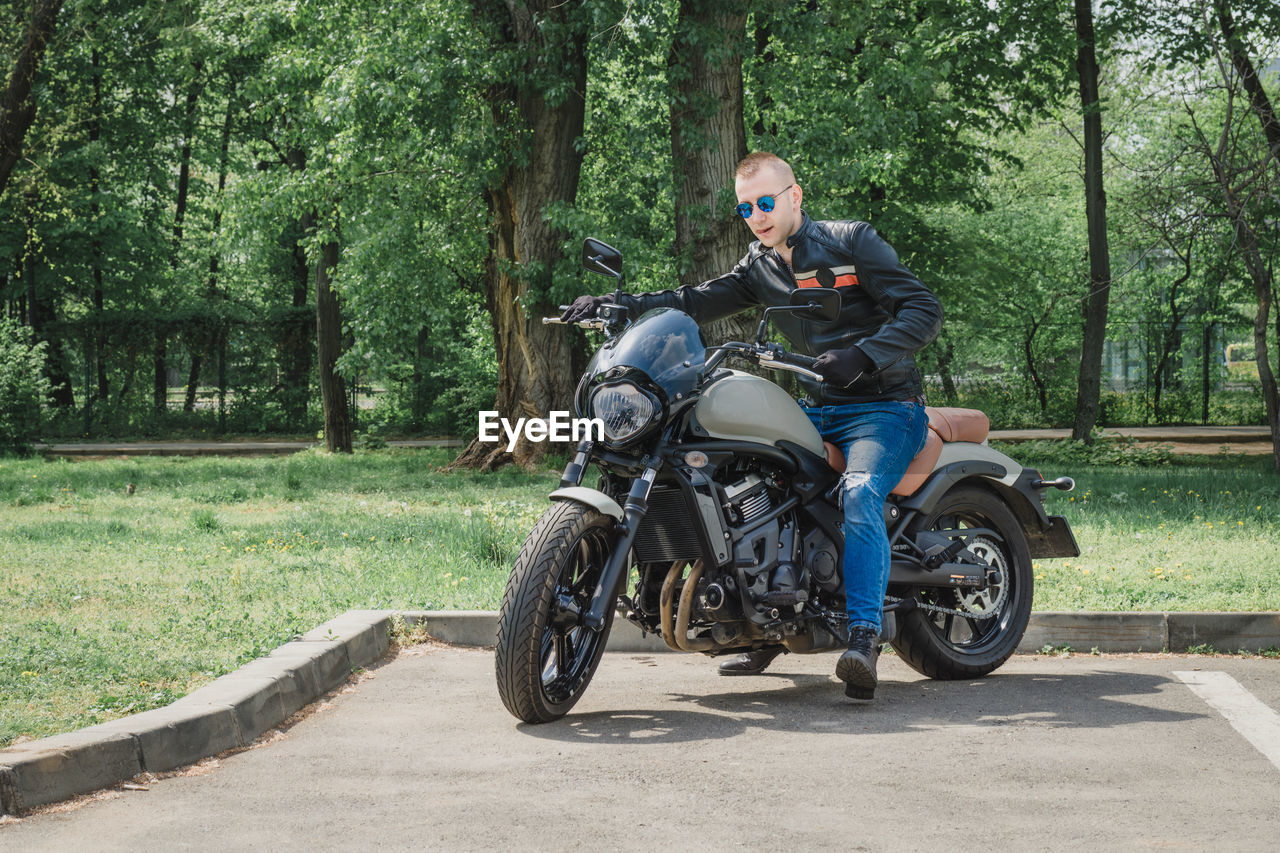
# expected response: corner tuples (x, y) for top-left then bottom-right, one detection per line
(705, 341), (824, 382)
(757, 348), (823, 382)
(543, 302), (624, 332)
(770, 350), (818, 370)
(543, 315), (610, 331)
(542, 323), (827, 383)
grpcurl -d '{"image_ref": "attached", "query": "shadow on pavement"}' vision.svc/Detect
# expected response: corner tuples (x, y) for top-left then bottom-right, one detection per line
(517, 668), (1201, 744)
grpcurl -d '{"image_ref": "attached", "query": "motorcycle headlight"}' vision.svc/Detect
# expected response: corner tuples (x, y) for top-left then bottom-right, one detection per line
(589, 381), (658, 444)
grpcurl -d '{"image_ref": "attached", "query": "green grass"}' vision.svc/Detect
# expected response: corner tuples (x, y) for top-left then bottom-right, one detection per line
(1025, 458), (1280, 611)
(1, 449), (1278, 747)
(0, 449), (559, 747)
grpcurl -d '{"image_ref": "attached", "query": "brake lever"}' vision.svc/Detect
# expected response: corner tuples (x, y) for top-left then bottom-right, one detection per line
(756, 347), (824, 382)
(542, 317), (609, 331)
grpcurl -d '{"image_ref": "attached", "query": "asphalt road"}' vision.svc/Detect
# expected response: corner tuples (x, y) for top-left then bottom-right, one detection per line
(4, 646), (1279, 852)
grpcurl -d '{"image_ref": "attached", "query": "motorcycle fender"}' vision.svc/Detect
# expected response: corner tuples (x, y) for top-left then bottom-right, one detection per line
(549, 487), (624, 521)
(900, 448), (1080, 560)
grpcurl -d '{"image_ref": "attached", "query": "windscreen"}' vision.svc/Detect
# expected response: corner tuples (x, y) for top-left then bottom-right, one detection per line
(578, 308), (707, 404)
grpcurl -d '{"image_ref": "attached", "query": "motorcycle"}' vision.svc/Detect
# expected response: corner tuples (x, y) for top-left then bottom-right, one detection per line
(495, 237), (1079, 724)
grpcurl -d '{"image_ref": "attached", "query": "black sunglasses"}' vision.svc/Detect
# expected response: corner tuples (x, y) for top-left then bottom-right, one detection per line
(735, 185), (793, 219)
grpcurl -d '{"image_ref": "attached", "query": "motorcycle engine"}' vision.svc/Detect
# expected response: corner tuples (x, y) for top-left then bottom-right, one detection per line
(720, 472), (809, 618)
(637, 467), (845, 651)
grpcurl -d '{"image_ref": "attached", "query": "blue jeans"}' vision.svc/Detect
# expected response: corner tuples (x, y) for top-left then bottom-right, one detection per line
(803, 400), (929, 633)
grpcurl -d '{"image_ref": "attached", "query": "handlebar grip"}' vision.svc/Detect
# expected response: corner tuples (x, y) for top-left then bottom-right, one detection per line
(778, 351), (818, 369)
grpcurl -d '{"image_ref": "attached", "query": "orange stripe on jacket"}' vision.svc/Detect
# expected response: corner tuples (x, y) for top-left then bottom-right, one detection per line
(797, 274), (858, 288)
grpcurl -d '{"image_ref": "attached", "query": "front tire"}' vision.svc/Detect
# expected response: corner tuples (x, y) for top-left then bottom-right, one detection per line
(891, 485), (1033, 680)
(496, 502), (617, 723)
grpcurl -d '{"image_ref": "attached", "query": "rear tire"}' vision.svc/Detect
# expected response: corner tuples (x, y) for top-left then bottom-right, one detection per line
(495, 502), (617, 723)
(891, 485), (1033, 680)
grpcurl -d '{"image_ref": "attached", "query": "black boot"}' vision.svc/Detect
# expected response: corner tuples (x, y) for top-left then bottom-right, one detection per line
(835, 626), (881, 700)
(717, 646), (787, 676)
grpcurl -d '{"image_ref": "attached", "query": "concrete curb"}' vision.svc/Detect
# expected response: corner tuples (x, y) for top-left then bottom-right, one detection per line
(3, 608), (1278, 816)
(0, 609), (399, 816)
(410, 610), (1280, 655)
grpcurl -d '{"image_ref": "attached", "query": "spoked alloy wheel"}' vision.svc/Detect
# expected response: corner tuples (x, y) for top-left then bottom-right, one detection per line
(496, 502), (617, 723)
(891, 486), (1033, 680)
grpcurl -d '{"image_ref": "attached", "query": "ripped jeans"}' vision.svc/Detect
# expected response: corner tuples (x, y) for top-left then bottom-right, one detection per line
(802, 400), (929, 633)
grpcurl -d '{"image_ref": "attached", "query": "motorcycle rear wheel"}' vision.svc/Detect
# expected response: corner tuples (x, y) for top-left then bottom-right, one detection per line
(891, 485), (1033, 680)
(496, 501), (617, 723)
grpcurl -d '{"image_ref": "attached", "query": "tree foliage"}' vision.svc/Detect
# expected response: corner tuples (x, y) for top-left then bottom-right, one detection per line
(0, 0), (1277, 467)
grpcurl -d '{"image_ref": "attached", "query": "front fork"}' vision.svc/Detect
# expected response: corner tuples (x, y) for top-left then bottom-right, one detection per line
(579, 464), (658, 631)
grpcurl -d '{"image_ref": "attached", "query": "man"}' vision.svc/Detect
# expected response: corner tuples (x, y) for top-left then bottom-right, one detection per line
(562, 152), (942, 699)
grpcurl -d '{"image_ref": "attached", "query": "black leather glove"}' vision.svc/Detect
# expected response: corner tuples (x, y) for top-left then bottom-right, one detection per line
(813, 345), (873, 389)
(560, 295), (607, 323)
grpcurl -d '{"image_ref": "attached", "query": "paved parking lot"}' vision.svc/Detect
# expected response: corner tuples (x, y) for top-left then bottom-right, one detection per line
(4, 646), (1278, 851)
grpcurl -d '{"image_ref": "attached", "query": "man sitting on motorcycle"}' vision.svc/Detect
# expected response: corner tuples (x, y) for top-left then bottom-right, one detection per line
(562, 151), (943, 699)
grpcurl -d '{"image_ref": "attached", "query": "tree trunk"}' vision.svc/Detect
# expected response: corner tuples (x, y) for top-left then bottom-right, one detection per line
(1216, 2), (1280, 168)
(1208, 174), (1280, 472)
(186, 74), (237, 413)
(316, 236), (351, 453)
(153, 334), (168, 414)
(750, 15), (777, 141)
(1204, 8), (1280, 470)
(159, 72), (200, 416)
(23, 187), (74, 406)
(668, 0), (756, 350)
(171, 74), (201, 257)
(1024, 324), (1049, 421)
(451, 0), (588, 471)
(281, 146), (314, 429)
(89, 47), (108, 403)
(0, 0), (63, 196)
(1150, 251), (1192, 421)
(413, 324), (430, 427)
(934, 333), (958, 405)
(1070, 0), (1113, 442)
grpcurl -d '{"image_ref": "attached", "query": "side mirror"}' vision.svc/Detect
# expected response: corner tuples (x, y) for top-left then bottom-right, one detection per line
(788, 287), (841, 321)
(582, 238), (623, 280)
(756, 286), (842, 344)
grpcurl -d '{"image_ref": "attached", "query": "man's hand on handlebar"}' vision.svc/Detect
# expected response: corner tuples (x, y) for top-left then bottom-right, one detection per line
(560, 295), (607, 324)
(813, 345), (872, 389)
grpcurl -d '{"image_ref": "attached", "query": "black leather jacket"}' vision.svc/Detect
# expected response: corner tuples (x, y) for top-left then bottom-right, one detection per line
(618, 213), (943, 405)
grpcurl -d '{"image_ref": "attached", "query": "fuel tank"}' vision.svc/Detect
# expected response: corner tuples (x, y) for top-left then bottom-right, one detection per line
(693, 370), (824, 455)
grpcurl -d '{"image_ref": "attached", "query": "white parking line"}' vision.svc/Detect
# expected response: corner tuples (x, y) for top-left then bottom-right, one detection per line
(1175, 670), (1280, 772)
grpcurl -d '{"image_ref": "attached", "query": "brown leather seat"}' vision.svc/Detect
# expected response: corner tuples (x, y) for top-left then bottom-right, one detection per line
(923, 406), (989, 443)
(821, 407), (990, 498)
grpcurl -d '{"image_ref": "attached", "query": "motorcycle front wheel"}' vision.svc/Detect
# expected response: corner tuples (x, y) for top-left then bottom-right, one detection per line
(495, 501), (617, 723)
(891, 485), (1033, 680)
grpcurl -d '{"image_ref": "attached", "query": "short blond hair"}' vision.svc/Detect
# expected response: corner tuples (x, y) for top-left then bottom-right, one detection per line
(735, 151), (795, 183)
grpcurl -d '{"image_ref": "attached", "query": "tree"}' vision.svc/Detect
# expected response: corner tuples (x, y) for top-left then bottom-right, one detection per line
(1140, 0), (1280, 466)
(0, 0), (63, 196)
(1070, 0), (1115, 442)
(449, 0), (595, 470)
(667, 0), (755, 348)
(1186, 43), (1280, 471)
